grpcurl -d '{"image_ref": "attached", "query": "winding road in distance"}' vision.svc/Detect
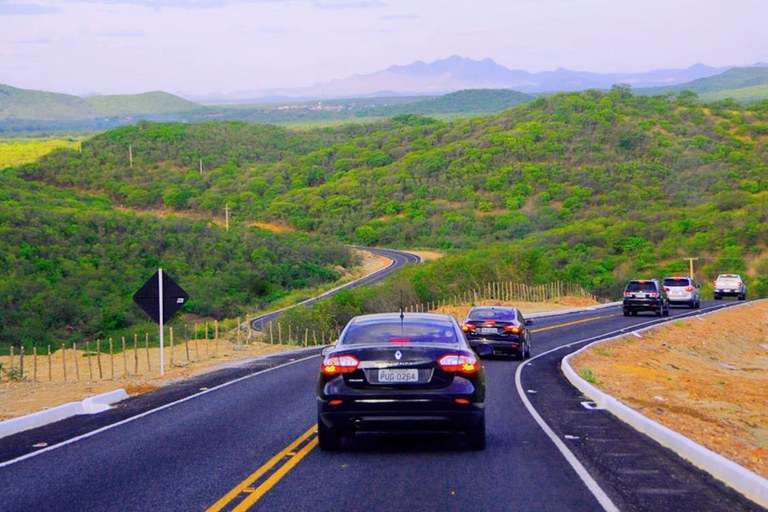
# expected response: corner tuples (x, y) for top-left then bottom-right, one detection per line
(0, 246), (762, 511)
(248, 246), (421, 332)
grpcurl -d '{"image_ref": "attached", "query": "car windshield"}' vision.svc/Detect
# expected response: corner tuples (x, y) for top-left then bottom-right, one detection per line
(663, 278), (690, 286)
(467, 308), (517, 321)
(626, 281), (657, 293)
(341, 319), (458, 345)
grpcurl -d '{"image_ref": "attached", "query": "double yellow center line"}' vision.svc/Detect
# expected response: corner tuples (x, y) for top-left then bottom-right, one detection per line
(206, 425), (318, 512)
(207, 312), (618, 510)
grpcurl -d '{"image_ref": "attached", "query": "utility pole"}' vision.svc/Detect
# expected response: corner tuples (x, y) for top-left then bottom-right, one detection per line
(129, 144), (133, 168)
(684, 257), (699, 278)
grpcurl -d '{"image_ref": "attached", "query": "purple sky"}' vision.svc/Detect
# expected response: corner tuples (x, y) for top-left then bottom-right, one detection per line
(1, 0), (766, 97)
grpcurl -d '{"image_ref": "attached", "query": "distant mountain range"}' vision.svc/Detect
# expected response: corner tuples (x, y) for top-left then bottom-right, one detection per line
(204, 56), (743, 102)
(2, 58), (767, 133)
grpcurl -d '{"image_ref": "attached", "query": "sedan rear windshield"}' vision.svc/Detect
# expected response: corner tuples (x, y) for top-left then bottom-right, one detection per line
(341, 320), (458, 345)
(626, 282), (658, 293)
(663, 278), (691, 286)
(467, 308), (517, 321)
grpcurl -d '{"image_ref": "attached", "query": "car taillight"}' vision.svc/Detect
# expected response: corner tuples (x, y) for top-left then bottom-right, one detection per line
(663, 287), (670, 292)
(736, 282), (742, 288)
(461, 323), (476, 332)
(623, 292), (632, 297)
(649, 292), (659, 297)
(685, 286), (693, 292)
(322, 354), (359, 375)
(438, 353), (480, 375)
(503, 324), (521, 334)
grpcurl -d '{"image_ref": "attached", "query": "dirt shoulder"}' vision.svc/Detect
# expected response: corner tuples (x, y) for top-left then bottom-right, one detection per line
(571, 300), (768, 479)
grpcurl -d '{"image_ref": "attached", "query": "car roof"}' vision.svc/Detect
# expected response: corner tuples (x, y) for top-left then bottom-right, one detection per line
(348, 312), (457, 324)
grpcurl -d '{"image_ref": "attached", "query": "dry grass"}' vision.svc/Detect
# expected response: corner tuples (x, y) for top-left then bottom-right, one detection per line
(571, 300), (768, 478)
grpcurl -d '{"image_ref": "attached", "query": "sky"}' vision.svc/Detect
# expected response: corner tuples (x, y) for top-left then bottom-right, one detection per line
(1, 0), (766, 97)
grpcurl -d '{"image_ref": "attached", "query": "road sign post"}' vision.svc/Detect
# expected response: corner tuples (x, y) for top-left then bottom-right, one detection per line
(133, 269), (189, 377)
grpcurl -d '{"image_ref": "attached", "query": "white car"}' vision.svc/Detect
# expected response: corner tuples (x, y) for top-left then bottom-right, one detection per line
(662, 276), (700, 308)
(713, 274), (746, 300)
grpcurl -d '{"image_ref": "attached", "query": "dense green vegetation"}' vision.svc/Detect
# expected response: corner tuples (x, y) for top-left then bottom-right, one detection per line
(5, 87), (768, 348)
(0, 172), (354, 349)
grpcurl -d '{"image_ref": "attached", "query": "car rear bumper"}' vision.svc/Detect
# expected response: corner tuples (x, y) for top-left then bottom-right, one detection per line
(318, 399), (484, 433)
(468, 339), (522, 355)
(623, 299), (663, 311)
(714, 289), (743, 297)
(318, 377), (484, 433)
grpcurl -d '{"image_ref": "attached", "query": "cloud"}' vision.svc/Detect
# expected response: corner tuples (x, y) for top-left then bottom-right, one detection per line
(0, 3), (60, 15)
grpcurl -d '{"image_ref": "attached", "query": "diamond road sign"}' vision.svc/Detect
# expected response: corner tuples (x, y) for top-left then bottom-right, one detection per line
(133, 270), (189, 324)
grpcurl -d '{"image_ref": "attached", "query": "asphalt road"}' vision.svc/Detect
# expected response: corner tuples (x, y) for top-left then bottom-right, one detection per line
(248, 247), (420, 332)
(0, 300), (763, 512)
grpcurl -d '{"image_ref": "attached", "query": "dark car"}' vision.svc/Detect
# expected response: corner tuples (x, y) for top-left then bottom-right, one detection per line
(317, 312), (488, 451)
(460, 306), (532, 359)
(623, 279), (670, 317)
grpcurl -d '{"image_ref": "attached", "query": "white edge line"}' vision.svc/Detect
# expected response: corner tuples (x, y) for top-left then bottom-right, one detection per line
(561, 299), (768, 509)
(515, 348), (620, 512)
(513, 301), (745, 512)
(0, 353), (319, 470)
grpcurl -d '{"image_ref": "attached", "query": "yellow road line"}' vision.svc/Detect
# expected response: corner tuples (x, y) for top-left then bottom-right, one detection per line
(207, 312), (619, 510)
(531, 314), (620, 333)
(206, 425), (318, 512)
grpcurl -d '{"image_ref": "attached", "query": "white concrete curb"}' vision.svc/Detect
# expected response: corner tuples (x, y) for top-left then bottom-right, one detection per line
(561, 301), (768, 509)
(0, 389), (128, 440)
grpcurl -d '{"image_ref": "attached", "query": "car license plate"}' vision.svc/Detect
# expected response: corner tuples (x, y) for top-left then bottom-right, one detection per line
(478, 327), (497, 334)
(378, 369), (418, 383)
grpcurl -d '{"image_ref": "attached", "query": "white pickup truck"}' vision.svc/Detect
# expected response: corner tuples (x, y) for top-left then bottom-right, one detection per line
(713, 274), (746, 300)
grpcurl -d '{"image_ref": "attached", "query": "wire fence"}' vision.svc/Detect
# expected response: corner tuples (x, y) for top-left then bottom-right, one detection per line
(0, 281), (598, 384)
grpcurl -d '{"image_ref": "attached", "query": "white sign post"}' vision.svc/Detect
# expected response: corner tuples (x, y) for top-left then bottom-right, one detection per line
(158, 268), (165, 377)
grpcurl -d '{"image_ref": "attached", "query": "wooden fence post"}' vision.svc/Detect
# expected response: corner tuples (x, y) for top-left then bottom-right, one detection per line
(61, 344), (67, 382)
(170, 327), (174, 366)
(47, 345), (52, 382)
(73, 342), (80, 381)
(33, 346), (38, 382)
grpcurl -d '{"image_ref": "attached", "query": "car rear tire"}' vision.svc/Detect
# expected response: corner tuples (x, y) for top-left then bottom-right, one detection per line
(466, 416), (486, 450)
(317, 416), (342, 451)
(739, 294), (746, 301)
(663, 304), (670, 316)
(623, 310), (629, 317)
(714, 295), (721, 300)
(524, 342), (531, 359)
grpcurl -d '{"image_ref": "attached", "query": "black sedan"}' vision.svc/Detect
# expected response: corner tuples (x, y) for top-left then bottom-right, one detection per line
(461, 306), (533, 359)
(317, 312), (489, 451)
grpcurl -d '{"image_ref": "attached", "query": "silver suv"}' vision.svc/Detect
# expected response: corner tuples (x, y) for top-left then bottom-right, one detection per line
(713, 274), (746, 300)
(662, 276), (700, 308)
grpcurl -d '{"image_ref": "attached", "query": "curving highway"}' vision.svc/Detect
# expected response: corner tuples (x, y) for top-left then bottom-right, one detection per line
(0, 299), (762, 511)
(248, 246), (420, 332)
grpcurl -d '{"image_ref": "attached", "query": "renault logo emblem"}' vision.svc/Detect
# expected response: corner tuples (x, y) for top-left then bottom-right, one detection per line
(395, 350), (402, 360)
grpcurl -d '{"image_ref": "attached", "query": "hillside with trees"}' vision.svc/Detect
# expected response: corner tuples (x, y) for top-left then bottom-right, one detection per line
(5, 87), (768, 347)
(0, 171), (354, 349)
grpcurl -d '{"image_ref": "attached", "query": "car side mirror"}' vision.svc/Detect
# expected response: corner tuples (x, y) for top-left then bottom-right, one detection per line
(321, 345), (335, 356)
(525, 319), (533, 326)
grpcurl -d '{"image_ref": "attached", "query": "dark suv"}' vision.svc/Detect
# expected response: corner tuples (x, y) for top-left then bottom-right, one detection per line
(623, 279), (670, 317)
